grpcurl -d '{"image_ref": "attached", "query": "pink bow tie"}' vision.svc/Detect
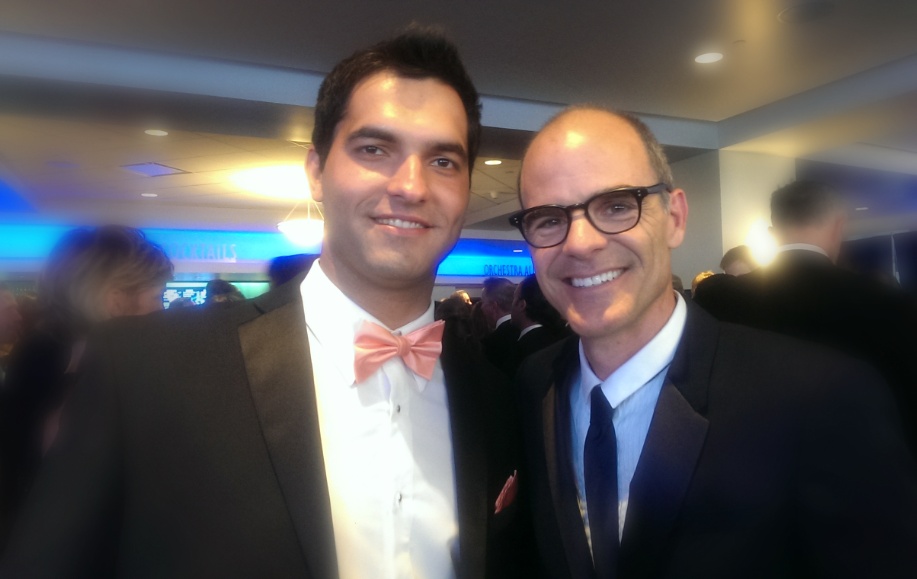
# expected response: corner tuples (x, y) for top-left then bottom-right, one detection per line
(353, 319), (445, 383)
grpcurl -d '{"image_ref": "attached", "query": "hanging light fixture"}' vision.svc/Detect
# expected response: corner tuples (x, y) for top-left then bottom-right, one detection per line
(278, 198), (324, 248)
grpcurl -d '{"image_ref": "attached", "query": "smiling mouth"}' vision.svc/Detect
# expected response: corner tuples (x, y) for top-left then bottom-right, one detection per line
(568, 269), (623, 288)
(375, 217), (428, 230)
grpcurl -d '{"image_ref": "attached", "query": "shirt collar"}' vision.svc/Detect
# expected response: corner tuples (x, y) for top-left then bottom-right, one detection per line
(578, 292), (687, 408)
(518, 323), (542, 340)
(301, 259), (436, 389)
(495, 314), (512, 328)
(777, 243), (828, 257)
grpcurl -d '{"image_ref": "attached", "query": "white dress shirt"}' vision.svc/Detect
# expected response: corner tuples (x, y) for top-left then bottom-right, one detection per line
(518, 323), (543, 340)
(570, 293), (687, 544)
(301, 261), (459, 579)
(495, 314), (512, 329)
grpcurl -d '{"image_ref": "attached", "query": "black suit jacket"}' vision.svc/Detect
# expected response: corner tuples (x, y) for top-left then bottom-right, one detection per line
(1, 275), (533, 578)
(694, 249), (917, 453)
(481, 319), (520, 371)
(502, 326), (564, 378)
(517, 302), (917, 578)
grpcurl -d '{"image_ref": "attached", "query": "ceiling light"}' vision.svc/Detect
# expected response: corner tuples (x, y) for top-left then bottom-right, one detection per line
(141, 193), (158, 198)
(512, 249), (523, 253)
(231, 165), (312, 200)
(484, 159), (502, 166)
(695, 52), (724, 64)
(855, 207), (869, 211)
(145, 129), (169, 137)
(278, 218), (324, 247)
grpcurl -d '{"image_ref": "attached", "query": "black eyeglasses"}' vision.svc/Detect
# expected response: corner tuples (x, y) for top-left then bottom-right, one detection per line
(508, 183), (671, 248)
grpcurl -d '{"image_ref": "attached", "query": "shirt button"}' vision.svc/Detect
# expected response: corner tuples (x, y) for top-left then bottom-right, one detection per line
(396, 493), (403, 504)
(395, 404), (402, 414)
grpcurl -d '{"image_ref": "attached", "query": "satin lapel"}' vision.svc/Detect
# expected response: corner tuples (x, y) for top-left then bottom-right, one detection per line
(440, 321), (488, 579)
(543, 339), (596, 579)
(239, 285), (337, 579)
(618, 382), (708, 576)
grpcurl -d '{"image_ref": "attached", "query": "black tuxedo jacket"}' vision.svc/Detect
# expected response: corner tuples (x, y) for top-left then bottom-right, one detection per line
(482, 320), (520, 372)
(502, 326), (564, 378)
(694, 249), (917, 453)
(1, 276), (533, 578)
(517, 303), (917, 579)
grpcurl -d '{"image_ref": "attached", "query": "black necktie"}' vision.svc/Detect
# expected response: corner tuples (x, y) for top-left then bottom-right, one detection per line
(585, 386), (619, 579)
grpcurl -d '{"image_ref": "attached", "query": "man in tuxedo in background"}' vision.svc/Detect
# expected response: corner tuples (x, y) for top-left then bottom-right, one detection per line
(511, 106), (917, 578)
(480, 277), (519, 369)
(694, 180), (917, 455)
(502, 275), (565, 377)
(2, 30), (530, 579)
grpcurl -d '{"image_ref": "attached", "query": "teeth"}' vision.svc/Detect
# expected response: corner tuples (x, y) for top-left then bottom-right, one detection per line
(377, 218), (425, 229)
(570, 269), (622, 288)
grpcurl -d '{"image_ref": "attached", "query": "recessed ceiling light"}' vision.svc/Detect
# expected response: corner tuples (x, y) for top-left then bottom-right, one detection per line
(141, 193), (158, 198)
(484, 159), (502, 166)
(695, 52), (724, 64)
(231, 165), (312, 200)
(855, 207), (869, 211)
(144, 129), (169, 137)
(512, 249), (523, 253)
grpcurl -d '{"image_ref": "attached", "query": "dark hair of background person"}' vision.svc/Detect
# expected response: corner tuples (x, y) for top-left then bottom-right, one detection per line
(518, 274), (565, 331)
(267, 254), (318, 288)
(469, 300), (490, 341)
(205, 279), (245, 305)
(311, 26), (483, 174)
(481, 277), (516, 312)
(719, 245), (754, 271)
(518, 105), (674, 207)
(39, 225), (173, 338)
(770, 180), (844, 230)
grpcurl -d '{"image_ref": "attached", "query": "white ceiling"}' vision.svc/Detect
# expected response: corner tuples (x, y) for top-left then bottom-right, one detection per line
(1, 0), (917, 232)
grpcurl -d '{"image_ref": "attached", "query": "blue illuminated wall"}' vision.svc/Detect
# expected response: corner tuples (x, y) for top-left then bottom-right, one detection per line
(0, 224), (533, 278)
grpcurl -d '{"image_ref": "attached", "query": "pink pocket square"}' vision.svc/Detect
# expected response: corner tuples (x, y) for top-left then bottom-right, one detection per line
(494, 470), (518, 514)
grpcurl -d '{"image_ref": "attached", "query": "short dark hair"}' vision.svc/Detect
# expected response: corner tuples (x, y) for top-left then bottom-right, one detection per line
(518, 274), (564, 330)
(311, 27), (482, 174)
(481, 277), (515, 312)
(770, 180), (844, 229)
(719, 245), (754, 271)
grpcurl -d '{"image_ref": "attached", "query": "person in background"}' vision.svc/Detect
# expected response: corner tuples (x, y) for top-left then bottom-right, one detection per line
(0, 225), (172, 547)
(670, 274), (684, 294)
(479, 277), (519, 369)
(691, 270), (715, 294)
(502, 274), (565, 377)
(267, 253), (318, 288)
(1, 29), (533, 578)
(0, 284), (23, 386)
(719, 244), (756, 276)
(511, 106), (917, 578)
(204, 279), (245, 305)
(694, 179), (917, 456)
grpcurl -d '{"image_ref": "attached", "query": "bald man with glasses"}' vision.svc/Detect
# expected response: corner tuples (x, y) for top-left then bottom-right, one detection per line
(511, 106), (917, 579)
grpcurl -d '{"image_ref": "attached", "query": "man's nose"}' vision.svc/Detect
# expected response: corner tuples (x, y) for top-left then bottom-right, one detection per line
(387, 155), (429, 202)
(562, 211), (607, 256)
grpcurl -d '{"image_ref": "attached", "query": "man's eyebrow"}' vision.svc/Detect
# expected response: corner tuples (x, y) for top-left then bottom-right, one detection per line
(346, 126), (396, 144)
(430, 141), (468, 162)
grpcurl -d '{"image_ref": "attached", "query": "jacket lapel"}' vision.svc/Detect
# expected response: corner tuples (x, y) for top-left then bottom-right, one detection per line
(543, 339), (596, 579)
(238, 276), (338, 579)
(440, 320), (488, 579)
(618, 302), (717, 577)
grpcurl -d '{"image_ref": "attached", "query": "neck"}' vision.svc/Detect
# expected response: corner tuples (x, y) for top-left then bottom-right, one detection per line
(582, 290), (676, 381)
(318, 259), (433, 329)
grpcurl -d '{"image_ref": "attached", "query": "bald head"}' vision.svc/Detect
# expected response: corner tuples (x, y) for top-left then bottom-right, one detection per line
(520, 107), (673, 206)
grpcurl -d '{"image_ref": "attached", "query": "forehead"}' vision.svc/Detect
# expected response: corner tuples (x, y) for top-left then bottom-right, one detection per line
(338, 71), (468, 143)
(520, 112), (655, 205)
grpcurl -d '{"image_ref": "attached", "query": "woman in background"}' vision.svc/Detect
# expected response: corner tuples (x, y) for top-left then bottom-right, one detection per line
(0, 225), (173, 544)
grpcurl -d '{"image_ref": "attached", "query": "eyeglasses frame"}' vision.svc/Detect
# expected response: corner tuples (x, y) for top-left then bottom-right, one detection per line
(508, 182), (672, 248)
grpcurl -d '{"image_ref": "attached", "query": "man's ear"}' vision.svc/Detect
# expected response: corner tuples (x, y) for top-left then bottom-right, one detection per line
(305, 147), (324, 202)
(666, 188), (688, 249)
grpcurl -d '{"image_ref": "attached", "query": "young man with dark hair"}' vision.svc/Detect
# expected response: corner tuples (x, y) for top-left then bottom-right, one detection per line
(479, 277), (519, 368)
(1, 30), (531, 579)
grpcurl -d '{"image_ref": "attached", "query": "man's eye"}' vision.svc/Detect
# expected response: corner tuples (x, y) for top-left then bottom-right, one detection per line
(361, 145), (384, 155)
(434, 158), (456, 169)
